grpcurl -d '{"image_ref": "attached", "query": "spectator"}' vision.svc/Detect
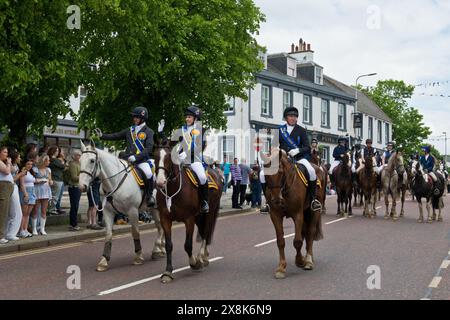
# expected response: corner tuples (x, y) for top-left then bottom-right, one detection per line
(259, 165), (269, 214)
(86, 178), (103, 230)
(25, 143), (38, 160)
(19, 159), (36, 238)
(0, 146), (15, 244)
(239, 159), (252, 207)
(56, 149), (67, 213)
(221, 157), (231, 193)
(6, 148), (25, 241)
(31, 154), (53, 236)
(38, 144), (49, 156)
(48, 146), (66, 215)
(230, 158), (242, 209)
(67, 150), (82, 231)
(250, 162), (262, 208)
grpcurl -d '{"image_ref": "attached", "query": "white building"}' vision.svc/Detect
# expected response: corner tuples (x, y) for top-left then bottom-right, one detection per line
(209, 40), (392, 165)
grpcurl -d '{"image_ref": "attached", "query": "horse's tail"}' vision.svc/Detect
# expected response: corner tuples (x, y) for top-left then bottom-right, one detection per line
(303, 209), (324, 241)
(314, 212), (324, 241)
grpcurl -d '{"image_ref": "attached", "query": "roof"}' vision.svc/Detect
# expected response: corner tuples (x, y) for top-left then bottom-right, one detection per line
(323, 75), (392, 123)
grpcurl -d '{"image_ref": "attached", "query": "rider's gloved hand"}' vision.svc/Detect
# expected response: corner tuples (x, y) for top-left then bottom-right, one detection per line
(128, 155), (136, 163)
(158, 119), (165, 133)
(93, 128), (103, 138)
(288, 148), (299, 157)
(179, 152), (187, 161)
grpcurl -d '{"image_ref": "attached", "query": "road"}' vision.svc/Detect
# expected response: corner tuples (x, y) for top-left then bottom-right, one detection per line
(1, 193), (449, 300)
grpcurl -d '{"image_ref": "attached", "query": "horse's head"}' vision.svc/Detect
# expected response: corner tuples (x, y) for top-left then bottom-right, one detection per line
(260, 148), (288, 208)
(79, 140), (100, 192)
(392, 152), (405, 177)
(342, 152), (351, 167)
(154, 139), (178, 188)
(411, 159), (424, 176)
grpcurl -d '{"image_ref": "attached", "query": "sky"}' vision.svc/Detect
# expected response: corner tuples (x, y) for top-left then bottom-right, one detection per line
(253, 0), (450, 154)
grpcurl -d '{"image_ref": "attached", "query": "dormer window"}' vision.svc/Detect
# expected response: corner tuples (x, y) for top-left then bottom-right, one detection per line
(315, 66), (323, 85)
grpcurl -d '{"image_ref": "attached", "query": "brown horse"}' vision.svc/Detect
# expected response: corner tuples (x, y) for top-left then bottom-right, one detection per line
(333, 153), (353, 216)
(154, 142), (223, 283)
(261, 149), (324, 279)
(358, 156), (378, 218)
(310, 148), (328, 215)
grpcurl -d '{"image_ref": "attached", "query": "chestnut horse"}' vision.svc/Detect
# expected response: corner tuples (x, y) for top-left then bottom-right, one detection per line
(358, 156), (378, 218)
(154, 142), (223, 283)
(261, 149), (324, 279)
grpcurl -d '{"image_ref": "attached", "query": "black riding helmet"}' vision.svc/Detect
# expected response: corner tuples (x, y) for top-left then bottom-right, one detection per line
(130, 106), (148, 121)
(283, 107), (299, 119)
(338, 136), (347, 144)
(311, 138), (318, 144)
(366, 139), (372, 144)
(185, 105), (202, 120)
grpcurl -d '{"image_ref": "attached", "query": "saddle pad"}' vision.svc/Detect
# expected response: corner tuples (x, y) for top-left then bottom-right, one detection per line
(185, 167), (219, 190)
(131, 167), (145, 188)
(294, 164), (322, 189)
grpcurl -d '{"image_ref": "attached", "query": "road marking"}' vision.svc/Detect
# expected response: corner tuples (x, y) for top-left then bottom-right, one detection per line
(325, 217), (347, 225)
(98, 256), (224, 296)
(255, 217), (348, 247)
(0, 243), (84, 260)
(428, 276), (442, 288)
(420, 298), (431, 300)
(439, 260), (450, 269)
(376, 206), (381, 210)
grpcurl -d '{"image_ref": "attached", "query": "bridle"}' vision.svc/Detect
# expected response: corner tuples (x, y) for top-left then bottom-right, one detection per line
(80, 150), (100, 179)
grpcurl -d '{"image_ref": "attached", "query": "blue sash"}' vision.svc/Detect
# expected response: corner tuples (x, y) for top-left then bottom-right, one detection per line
(280, 125), (300, 149)
(130, 126), (145, 154)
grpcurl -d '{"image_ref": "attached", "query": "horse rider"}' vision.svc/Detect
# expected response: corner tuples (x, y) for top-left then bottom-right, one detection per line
(351, 141), (362, 174)
(420, 145), (441, 195)
(95, 106), (162, 208)
(377, 141), (395, 174)
(330, 137), (350, 182)
(357, 139), (376, 173)
(310, 138), (320, 163)
(175, 105), (209, 214)
(278, 107), (322, 211)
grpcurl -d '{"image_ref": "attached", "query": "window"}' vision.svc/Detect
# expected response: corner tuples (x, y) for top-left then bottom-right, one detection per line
(338, 103), (346, 130)
(315, 67), (323, 85)
(321, 146), (330, 164)
(225, 97), (235, 113)
(303, 95), (312, 124)
(321, 99), (329, 127)
(385, 123), (390, 143)
(368, 117), (373, 140)
(377, 120), (382, 144)
(283, 90), (292, 111)
(80, 86), (87, 105)
(261, 85), (271, 116)
(263, 138), (272, 154)
(222, 136), (235, 163)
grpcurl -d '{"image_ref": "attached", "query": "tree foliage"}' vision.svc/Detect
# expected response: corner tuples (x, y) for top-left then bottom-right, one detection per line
(361, 79), (431, 156)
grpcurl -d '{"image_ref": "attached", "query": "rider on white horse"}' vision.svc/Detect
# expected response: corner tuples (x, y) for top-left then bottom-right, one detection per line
(376, 141), (394, 175)
(278, 107), (322, 211)
(95, 106), (161, 207)
(176, 105), (210, 214)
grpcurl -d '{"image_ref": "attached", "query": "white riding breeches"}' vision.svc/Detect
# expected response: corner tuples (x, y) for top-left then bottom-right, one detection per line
(296, 158), (317, 181)
(429, 172), (437, 182)
(351, 163), (356, 173)
(330, 160), (341, 174)
(137, 160), (154, 179)
(191, 162), (207, 185)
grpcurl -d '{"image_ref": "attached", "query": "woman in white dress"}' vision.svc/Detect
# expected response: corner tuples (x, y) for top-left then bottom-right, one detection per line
(6, 149), (25, 241)
(19, 159), (36, 238)
(31, 155), (53, 236)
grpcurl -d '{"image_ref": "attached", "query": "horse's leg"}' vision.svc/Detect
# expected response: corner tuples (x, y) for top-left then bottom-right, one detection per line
(384, 191), (389, 219)
(336, 196), (341, 216)
(426, 198), (433, 223)
(348, 192), (352, 216)
(270, 212), (287, 279)
(391, 192), (398, 221)
(151, 209), (166, 259)
(438, 197), (443, 222)
(160, 214), (174, 283)
(417, 199), (424, 223)
(96, 210), (114, 272)
(185, 216), (202, 270)
(400, 188), (405, 217)
(128, 210), (144, 265)
(293, 211), (305, 269)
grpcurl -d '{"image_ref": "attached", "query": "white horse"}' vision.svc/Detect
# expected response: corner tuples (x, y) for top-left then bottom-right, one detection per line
(79, 140), (165, 272)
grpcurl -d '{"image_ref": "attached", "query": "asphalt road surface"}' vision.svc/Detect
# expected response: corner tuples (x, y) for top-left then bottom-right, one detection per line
(1, 193), (450, 300)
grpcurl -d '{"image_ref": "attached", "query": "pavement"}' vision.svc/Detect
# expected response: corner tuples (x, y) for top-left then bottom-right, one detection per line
(1, 191), (450, 300)
(0, 188), (256, 254)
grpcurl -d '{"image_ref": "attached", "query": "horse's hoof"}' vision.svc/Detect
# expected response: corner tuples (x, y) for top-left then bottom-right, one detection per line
(96, 257), (109, 272)
(190, 259), (203, 271)
(384, 215), (389, 220)
(202, 258), (210, 268)
(295, 260), (305, 268)
(438, 217), (443, 222)
(160, 272), (174, 284)
(427, 219), (433, 224)
(304, 261), (314, 270)
(417, 218), (423, 223)
(392, 216), (398, 222)
(133, 254), (145, 265)
(274, 271), (286, 279)
(151, 251), (166, 260)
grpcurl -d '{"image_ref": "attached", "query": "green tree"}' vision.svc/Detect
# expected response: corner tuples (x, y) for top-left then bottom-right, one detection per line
(361, 80), (431, 156)
(0, 0), (86, 148)
(76, 0), (265, 140)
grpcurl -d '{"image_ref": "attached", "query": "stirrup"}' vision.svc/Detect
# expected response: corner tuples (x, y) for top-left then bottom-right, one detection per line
(311, 199), (322, 211)
(147, 196), (155, 207)
(200, 201), (209, 214)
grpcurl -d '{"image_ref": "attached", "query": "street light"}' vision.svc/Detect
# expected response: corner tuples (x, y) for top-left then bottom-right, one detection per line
(354, 73), (377, 139)
(443, 131), (447, 165)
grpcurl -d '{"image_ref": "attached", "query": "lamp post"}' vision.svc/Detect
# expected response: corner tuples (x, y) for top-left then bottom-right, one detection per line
(354, 73), (377, 139)
(443, 131), (447, 165)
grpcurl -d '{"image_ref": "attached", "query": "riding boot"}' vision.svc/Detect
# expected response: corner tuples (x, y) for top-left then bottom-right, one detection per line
(145, 178), (155, 207)
(329, 174), (335, 189)
(309, 180), (322, 212)
(199, 183), (209, 214)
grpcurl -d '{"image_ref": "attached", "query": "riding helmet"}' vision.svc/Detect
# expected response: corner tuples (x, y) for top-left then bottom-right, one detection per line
(311, 138), (318, 144)
(338, 136), (347, 143)
(130, 106), (148, 121)
(185, 105), (202, 119)
(283, 107), (299, 119)
(421, 145), (431, 153)
(387, 141), (394, 147)
(366, 139), (372, 144)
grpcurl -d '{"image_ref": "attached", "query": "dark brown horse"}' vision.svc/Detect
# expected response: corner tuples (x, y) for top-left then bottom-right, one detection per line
(261, 149), (324, 279)
(310, 148), (328, 215)
(333, 152), (353, 216)
(154, 142), (223, 283)
(358, 156), (378, 218)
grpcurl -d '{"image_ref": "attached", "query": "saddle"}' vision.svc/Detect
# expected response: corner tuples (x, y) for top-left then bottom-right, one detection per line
(185, 167), (219, 190)
(294, 163), (322, 189)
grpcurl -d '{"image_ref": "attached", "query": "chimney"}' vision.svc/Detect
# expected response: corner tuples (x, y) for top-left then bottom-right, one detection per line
(291, 43), (295, 53)
(295, 45), (299, 52)
(288, 37), (315, 64)
(307, 43), (311, 51)
(299, 38), (303, 50)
